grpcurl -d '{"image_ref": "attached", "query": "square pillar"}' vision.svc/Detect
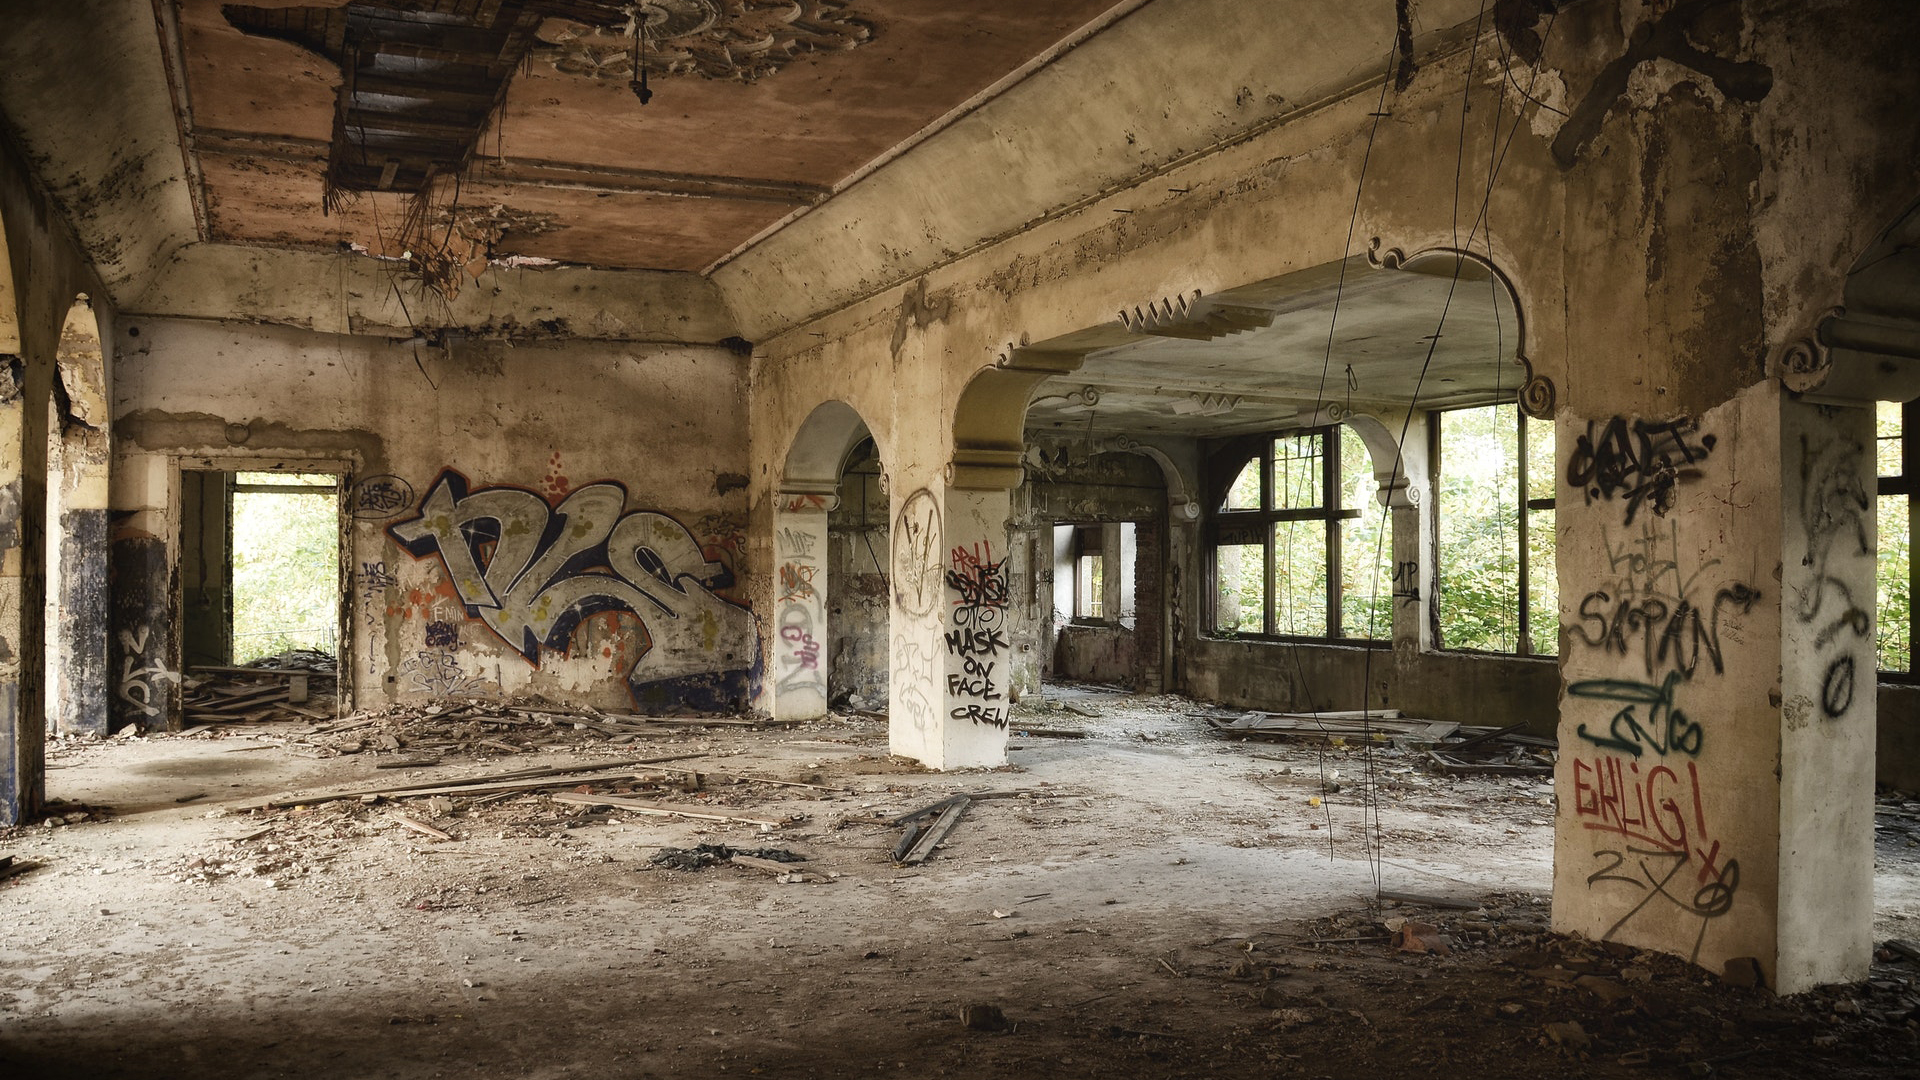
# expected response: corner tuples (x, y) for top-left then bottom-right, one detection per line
(769, 495), (829, 720)
(885, 482), (1012, 769)
(1552, 383), (1873, 994)
(0, 353), (51, 824)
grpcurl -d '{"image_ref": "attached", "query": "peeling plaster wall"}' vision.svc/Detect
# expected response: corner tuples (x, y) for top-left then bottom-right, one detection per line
(0, 125), (106, 822)
(111, 318), (756, 722)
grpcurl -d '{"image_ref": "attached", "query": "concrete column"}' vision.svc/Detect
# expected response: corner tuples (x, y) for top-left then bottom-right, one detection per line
(1551, 383), (1873, 994)
(1385, 412), (1433, 656)
(107, 452), (177, 732)
(769, 494), (829, 720)
(0, 352), (51, 824)
(47, 391), (110, 737)
(936, 487), (1013, 767)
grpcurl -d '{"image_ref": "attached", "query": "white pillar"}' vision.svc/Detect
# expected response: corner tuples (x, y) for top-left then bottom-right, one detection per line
(1551, 383), (1873, 993)
(769, 495), (830, 720)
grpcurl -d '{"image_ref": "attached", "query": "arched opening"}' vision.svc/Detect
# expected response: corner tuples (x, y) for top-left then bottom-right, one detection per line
(45, 294), (110, 736)
(773, 400), (886, 720)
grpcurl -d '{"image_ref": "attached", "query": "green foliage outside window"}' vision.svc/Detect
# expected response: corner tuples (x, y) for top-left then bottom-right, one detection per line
(232, 472), (340, 663)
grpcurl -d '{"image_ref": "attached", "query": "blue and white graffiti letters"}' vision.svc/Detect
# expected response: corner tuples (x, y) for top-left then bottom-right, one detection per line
(1568, 415), (1716, 525)
(944, 541), (1010, 728)
(388, 470), (751, 688)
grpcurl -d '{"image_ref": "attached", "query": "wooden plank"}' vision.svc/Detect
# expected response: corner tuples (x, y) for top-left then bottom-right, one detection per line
(886, 794), (967, 827)
(1379, 889), (1481, 911)
(549, 792), (789, 827)
(731, 854), (805, 875)
(900, 795), (969, 864)
(231, 753), (707, 810)
(393, 813), (454, 842)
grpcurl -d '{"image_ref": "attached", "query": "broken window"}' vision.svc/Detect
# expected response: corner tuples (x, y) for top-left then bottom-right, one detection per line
(1208, 425), (1389, 639)
(1433, 403), (1556, 655)
(1878, 400), (1913, 672)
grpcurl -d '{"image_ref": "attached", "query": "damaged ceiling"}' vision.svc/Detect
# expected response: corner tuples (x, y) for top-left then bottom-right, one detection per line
(180, 0), (1121, 272)
(1023, 255), (1527, 436)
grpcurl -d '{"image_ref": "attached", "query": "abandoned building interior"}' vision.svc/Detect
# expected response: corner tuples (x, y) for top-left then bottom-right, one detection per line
(3, 0), (1920, 1075)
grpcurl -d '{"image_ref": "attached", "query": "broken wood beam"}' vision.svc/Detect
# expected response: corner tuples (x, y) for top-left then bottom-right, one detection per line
(549, 792), (789, 827)
(232, 753), (707, 810)
(393, 813), (454, 842)
(899, 795), (970, 865)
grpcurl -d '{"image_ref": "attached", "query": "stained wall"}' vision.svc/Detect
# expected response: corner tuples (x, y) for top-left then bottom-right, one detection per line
(109, 319), (757, 724)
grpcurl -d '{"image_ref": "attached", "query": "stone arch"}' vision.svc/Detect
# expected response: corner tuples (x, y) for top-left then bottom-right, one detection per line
(771, 399), (885, 720)
(46, 294), (111, 735)
(1366, 240), (1545, 418)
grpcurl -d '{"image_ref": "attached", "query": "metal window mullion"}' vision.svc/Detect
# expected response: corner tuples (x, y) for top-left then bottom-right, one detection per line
(1262, 441), (1275, 636)
(1325, 428), (1342, 638)
(1517, 409), (1531, 655)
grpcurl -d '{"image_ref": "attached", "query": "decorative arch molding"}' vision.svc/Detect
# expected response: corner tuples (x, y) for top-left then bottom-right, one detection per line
(1340, 410), (1420, 510)
(1023, 430), (1200, 521)
(779, 399), (877, 508)
(1366, 237), (1552, 419)
(1775, 195), (1920, 404)
(950, 346), (1085, 490)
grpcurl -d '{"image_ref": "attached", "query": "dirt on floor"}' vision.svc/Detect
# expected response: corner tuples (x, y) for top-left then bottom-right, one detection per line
(2, 684), (1918, 1079)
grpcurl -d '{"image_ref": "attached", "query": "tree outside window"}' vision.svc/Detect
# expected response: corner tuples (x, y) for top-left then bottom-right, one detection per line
(1209, 425), (1390, 640)
(1878, 400), (1914, 673)
(1433, 403), (1556, 655)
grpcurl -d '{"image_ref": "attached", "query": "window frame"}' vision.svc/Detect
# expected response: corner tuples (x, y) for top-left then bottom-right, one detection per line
(1877, 399), (1917, 679)
(1205, 425), (1382, 643)
(1429, 401), (1556, 657)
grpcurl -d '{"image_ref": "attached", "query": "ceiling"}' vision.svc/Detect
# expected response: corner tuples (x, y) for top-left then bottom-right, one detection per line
(178, 0), (1122, 272)
(1023, 254), (1527, 438)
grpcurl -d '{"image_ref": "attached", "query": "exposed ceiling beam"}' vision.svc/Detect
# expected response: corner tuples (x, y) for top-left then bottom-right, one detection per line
(192, 128), (828, 206)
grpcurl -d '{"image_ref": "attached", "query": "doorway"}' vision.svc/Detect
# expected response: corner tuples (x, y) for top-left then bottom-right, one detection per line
(179, 468), (346, 722)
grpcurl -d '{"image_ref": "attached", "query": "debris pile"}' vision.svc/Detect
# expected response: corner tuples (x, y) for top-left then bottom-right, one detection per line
(1201, 707), (1555, 775)
(184, 649), (339, 725)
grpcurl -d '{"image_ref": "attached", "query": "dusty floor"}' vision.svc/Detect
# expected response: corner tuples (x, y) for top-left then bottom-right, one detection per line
(3, 685), (1918, 1079)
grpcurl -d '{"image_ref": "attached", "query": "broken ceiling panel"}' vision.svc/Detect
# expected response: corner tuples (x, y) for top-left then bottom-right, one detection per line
(180, 0), (1120, 271)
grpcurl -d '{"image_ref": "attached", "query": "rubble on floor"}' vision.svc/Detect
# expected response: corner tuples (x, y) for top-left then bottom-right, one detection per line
(183, 648), (340, 725)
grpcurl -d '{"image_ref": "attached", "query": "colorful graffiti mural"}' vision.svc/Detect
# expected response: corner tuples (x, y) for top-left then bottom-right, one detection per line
(387, 469), (755, 708)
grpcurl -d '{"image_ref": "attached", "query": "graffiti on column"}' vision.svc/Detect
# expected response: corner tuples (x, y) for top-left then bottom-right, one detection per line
(1563, 415), (1748, 959)
(775, 524), (825, 700)
(1792, 430), (1873, 719)
(387, 469), (754, 707)
(892, 632), (938, 735)
(1569, 753), (1739, 961)
(944, 540), (1009, 728)
(891, 488), (942, 619)
(114, 624), (179, 718)
(1567, 415), (1716, 525)
(401, 648), (490, 696)
(1571, 519), (1761, 681)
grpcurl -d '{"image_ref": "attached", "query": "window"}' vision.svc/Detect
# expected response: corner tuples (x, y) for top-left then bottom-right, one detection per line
(1072, 526), (1105, 620)
(1209, 425), (1391, 639)
(1433, 403), (1556, 655)
(1878, 400), (1913, 673)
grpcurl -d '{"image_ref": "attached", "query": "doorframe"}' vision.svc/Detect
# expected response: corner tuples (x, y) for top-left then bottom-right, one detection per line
(172, 452), (358, 725)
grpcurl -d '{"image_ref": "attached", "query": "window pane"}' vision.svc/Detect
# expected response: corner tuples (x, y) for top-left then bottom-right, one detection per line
(1437, 404), (1520, 651)
(1878, 401), (1904, 479)
(1223, 458), (1262, 510)
(1880, 492), (1911, 671)
(1525, 413), (1556, 505)
(1080, 554), (1104, 619)
(1214, 543), (1264, 632)
(1273, 520), (1328, 635)
(1271, 432), (1323, 511)
(1527, 507), (1558, 656)
(1339, 426), (1390, 639)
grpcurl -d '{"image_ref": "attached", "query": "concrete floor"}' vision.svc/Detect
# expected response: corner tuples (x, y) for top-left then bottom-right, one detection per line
(2, 687), (1916, 1078)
